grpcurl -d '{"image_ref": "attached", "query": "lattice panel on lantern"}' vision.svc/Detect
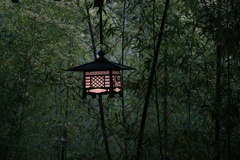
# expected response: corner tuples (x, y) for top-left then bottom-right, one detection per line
(84, 70), (122, 96)
(91, 76), (104, 87)
(85, 71), (111, 89)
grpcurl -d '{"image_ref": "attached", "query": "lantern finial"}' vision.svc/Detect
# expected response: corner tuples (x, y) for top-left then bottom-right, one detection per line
(97, 50), (106, 59)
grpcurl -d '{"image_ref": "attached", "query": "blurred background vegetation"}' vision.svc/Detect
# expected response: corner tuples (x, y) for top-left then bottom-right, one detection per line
(0, 0), (239, 159)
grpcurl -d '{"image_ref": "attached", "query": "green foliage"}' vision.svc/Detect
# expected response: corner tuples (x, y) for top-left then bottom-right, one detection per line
(0, 0), (239, 159)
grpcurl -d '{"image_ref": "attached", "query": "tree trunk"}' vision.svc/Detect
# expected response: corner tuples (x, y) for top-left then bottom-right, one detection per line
(215, 44), (221, 160)
(136, 0), (170, 159)
(227, 53), (232, 160)
(84, 0), (97, 59)
(121, 2), (128, 159)
(163, 49), (169, 160)
(99, 95), (112, 160)
(215, 1), (222, 160)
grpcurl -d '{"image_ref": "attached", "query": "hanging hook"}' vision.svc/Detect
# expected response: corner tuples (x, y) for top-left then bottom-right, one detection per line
(96, 43), (109, 57)
(94, 0), (104, 7)
(94, 0), (104, 44)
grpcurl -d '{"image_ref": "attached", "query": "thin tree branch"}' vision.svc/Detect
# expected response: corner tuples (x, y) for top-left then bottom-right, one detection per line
(99, 95), (112, 160)
(84, 0), (97, 59)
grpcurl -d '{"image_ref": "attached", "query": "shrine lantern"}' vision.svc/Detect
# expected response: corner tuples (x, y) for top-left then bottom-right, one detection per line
(67, 50), (134, 98)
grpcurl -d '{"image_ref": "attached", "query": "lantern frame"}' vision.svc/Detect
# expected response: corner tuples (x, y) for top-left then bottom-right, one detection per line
(83, 70), (121, 98)
(67, 50), (134, 98)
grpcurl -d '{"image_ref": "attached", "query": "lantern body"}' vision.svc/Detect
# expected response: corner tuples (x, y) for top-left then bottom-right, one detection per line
(83, 70), (122, 98)
(67, 50), (134, 98)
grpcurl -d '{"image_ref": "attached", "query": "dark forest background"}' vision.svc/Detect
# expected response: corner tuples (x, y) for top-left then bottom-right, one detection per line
(0, 0), (240, 159)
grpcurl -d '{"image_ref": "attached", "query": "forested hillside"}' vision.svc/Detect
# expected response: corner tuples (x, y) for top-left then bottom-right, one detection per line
(0, 0), (239, 159)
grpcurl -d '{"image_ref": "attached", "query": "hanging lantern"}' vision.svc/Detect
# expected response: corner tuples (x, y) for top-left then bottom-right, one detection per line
(67, 50), (134, 98)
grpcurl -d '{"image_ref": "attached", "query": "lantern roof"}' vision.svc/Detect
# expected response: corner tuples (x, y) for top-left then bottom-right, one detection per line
(67, 50), (135, 71)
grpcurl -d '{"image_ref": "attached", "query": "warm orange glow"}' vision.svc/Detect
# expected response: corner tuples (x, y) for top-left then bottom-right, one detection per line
(112, 71), (120, 74)
(114, 88), (121, 92)
(88, 89), (108, 93)
(85, 71), (110, 75)
(84, 70), (122, 96)
(112, 75), (121, 87)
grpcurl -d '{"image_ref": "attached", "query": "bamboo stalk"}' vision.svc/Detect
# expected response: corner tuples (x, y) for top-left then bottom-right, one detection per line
(99, 95), (112, 160)
(136, 0), (170, 159)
